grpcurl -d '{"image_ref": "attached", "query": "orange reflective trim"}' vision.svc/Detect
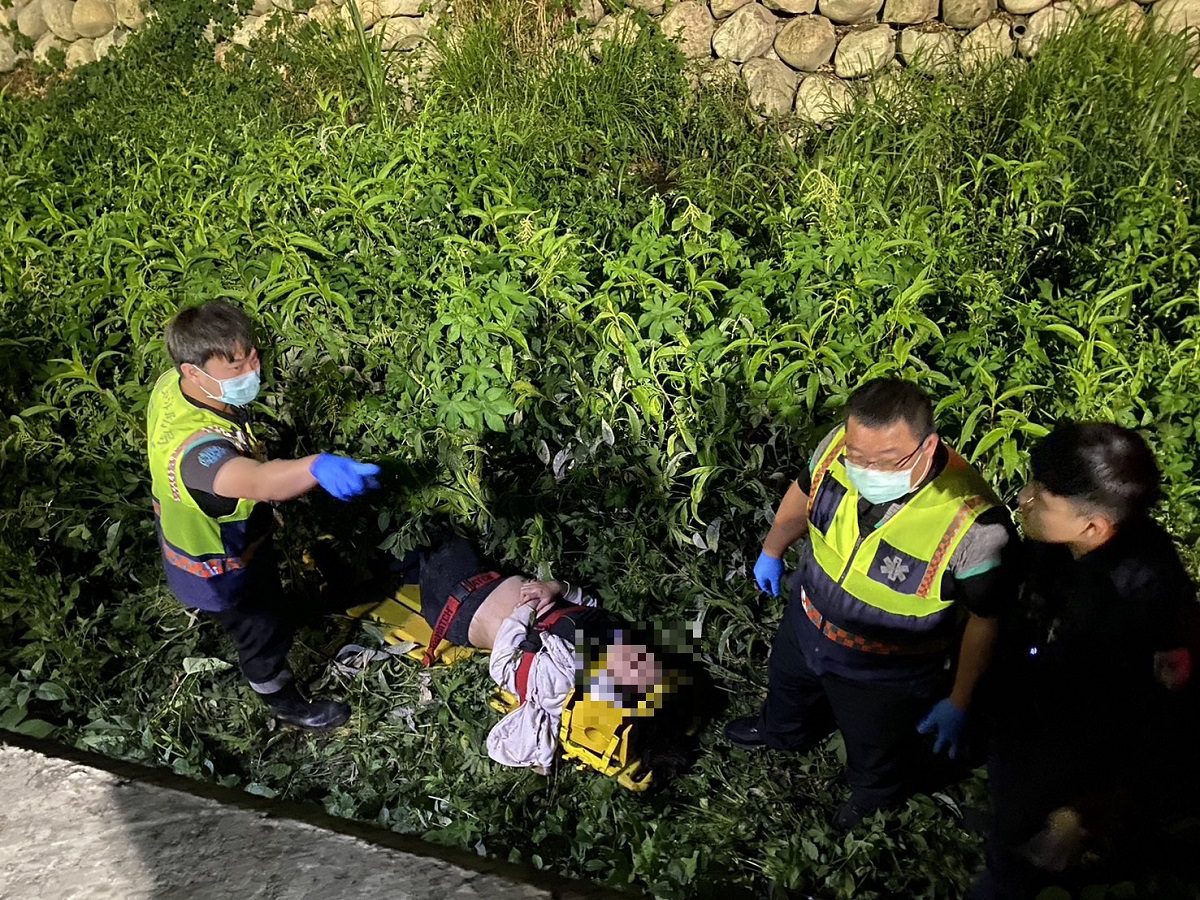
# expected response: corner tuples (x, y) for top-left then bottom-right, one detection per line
(160, 539), (245, 579)
(807, 432), (847, 518)
(801, 592), (949, 657)
(915, 495), (988, 598)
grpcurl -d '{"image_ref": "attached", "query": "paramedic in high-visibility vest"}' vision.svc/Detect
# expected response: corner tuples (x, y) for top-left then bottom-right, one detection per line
(725, 377), (1018, 830)
(147, 300), (381, 731)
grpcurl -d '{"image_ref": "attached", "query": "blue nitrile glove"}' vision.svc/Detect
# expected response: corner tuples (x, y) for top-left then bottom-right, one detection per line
(917, 698), (968, 759)
(753, 550), (784, 597)
(310, 454), (381, 501)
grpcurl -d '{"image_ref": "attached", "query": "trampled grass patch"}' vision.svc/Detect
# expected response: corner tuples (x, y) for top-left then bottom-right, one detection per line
(2, 3), (1199, 896)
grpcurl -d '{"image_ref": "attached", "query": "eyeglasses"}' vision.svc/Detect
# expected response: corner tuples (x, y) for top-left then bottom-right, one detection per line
(844, 441), (925, 472)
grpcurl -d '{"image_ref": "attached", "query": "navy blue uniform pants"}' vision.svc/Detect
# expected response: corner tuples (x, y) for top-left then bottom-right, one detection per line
(757, 596), (950, 810)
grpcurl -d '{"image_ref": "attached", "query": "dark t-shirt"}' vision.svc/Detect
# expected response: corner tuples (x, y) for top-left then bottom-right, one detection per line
(174, 394), (275, 546)
(176, 396), (253, 517)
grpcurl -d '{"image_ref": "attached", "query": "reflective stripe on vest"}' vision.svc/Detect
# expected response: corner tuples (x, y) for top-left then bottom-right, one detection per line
(147, 371), (263, 600)
(804, 424), (998, 637)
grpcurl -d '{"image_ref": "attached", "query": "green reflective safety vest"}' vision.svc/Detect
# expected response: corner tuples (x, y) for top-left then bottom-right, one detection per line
(802, 425), (1000, 640)
(147, 370), (265, 611)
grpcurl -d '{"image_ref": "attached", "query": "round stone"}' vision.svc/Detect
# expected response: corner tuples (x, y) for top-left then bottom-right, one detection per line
(659, 1), (715, 59)
(742, 57), (799, 115)
(590, 10), (641, 56)
(574, 0), (605, 24)
(942, 0), (996, 28)
(794, 73), (853, 124)
(1017, 2), (1080, 57)
(959, 18), (1013, 72)
(33, 29), (64, 63)
(1152, 0), (1200, 35)
(1001, 0), (1051, 13)
(712, 3), (779, 62)
(774, 14), (836, 69)
(711, 0), (753, 17)
(0, 34), (19, 73)
(17, 1), (50, 40)
(834, 22), (895, 77)
(93, 26), (125, 57)
(42, 0), (78, 41)
(72, 0), (115, 38)
(1110, 0), (1147, 31)
(817, 0), (883, 24)
(897, 26), (958, 70)
(882, 0), (937, 22)
(115, 0), (143, 28)
(65, 37), (96, 67)
(763, 0), (817, 12)
(375, 15), (428, 50)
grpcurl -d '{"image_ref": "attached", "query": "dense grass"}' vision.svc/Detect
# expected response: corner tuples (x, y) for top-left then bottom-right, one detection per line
(2, 3), (1199, 896)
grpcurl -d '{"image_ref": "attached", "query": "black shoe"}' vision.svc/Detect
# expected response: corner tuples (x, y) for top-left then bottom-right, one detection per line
(724, 716), (766, 748)
(263, 683), (351, 731)
(832, 798), (880, 832)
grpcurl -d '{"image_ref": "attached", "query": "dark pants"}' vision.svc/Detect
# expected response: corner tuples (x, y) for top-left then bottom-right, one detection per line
(971, 674), (1200, 899)
(758, 596), (946, 810)
(208, 562), (297, 694)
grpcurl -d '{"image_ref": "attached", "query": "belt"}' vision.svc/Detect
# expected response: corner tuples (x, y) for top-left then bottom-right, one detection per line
(801, 592), (951, 657)
(422, 571), (502, 666)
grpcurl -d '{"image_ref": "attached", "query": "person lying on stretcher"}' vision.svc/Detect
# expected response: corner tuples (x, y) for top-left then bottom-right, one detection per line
(392, 534), (702, 782)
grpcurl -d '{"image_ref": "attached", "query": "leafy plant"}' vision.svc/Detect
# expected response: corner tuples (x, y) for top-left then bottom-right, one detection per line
(1, 5), (1198, 898)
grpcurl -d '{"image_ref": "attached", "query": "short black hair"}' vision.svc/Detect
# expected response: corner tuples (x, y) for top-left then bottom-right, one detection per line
(1030, 421), (1162, 523)
(845, 377), (935, 440)
(165, 301), (255, 368)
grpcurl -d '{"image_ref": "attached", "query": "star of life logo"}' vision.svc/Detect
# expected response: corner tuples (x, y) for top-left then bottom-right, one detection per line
(880, 556), (910, 583)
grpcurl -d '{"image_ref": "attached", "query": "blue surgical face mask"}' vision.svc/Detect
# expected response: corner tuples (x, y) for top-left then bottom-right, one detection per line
(196, 367), (261, 407)
(844, 459), (919, 505)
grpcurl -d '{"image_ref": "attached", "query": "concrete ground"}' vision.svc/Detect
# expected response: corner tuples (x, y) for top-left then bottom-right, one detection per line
(0, 737), (618, 900)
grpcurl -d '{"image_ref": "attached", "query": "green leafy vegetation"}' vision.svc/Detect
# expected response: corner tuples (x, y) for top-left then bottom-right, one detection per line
(2, 3), (1198, 896)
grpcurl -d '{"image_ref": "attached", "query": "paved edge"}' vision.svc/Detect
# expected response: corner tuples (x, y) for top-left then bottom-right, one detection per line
(0, 729), (634, 900)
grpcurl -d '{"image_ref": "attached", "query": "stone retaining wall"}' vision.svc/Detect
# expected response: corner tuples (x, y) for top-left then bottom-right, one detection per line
(3, 0), (1199, 122)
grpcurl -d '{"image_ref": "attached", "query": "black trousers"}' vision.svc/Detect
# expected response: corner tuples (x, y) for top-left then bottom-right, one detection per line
(208, 562), (297, 694)
(758, 596), (947, 810)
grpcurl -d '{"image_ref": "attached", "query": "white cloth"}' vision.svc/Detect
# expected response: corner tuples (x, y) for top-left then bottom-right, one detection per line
(485, 603), (577, 770)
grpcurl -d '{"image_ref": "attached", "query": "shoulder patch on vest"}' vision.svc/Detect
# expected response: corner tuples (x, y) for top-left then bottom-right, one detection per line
(197, 444), (233, 468)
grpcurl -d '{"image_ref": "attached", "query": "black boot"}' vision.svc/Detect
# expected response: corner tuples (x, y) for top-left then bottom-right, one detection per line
(724, 715), (766, 748)
(262, 683), (350, 731)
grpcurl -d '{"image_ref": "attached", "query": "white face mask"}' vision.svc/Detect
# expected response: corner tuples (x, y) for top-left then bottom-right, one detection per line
(192, 366), (261, 407)
(844, 457), (921, 505)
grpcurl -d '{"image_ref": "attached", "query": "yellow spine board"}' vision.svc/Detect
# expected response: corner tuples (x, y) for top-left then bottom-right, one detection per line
(349, 587), (653, 790)
(346, 584), (476, 666)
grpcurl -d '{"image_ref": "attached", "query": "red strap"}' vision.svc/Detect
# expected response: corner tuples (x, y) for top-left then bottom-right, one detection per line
(423, 596), (461, 667)
(510, 604), (591, 702)
(535, 603), (590, 633)
(421, 570), (501, 666)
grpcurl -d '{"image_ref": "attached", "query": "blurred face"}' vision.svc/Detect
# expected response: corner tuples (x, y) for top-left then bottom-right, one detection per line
(1017, 481), (1110, 547)
(604, 642), (663, 693)
(844, 416), (938, 492)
